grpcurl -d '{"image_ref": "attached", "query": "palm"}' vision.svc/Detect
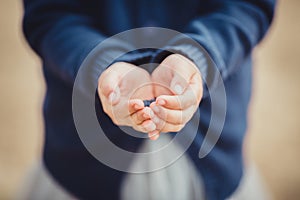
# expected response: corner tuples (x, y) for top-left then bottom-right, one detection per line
(118, 66), (154, 101)
(151, 66), (174, 98)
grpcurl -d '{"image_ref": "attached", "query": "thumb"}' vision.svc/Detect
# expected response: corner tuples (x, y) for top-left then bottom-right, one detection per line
(170, 73), (188, 95)
(98, 70), (121, 105)
(108, 86), (120, 105)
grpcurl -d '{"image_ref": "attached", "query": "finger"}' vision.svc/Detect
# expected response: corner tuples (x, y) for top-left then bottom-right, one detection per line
(155, 90), (194, 110)
(132, 125), (147, 133)
(152, 115), (184, 133)
(108, 98), (144, 126)
(116, 99), (148, 122)
(98, 70), (121, 105)
(170, 74), (187, 95)
(130, 107), (154, 125)
(161, 54), (195, 94)
(108, 87), (120, 105)
(155, 73), (202, 110)
(131, 119), (156, 133)
(149, 134), (160, 140)
(148, 130), (160, 140)
(129, 99), (145, 114)
(142, 120), (156, 132)
(150, 102), (167, 123)
(161, 122), (184, 133)
(151, 103), (196, 125)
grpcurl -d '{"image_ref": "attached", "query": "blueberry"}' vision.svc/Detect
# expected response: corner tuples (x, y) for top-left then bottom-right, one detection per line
(143, 98), (156, 107)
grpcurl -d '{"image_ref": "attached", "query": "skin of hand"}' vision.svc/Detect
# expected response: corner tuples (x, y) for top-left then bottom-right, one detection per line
(97, 62), (158, 134)
(150, 54), (203, 138)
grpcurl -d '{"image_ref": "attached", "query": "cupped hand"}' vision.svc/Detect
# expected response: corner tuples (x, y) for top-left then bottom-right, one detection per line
(97, 54), (203, 141)
(150, 54), (203, 136)
(97, 62), (157, 134)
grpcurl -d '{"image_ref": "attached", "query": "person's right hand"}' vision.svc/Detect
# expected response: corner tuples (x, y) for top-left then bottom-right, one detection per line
(97, 62), (158, 134)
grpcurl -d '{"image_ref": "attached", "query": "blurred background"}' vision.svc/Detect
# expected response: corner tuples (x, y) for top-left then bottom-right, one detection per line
(0, 0), (299, 199)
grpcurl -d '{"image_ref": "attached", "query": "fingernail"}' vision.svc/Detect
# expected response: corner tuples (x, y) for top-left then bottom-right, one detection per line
(148, 131), (158, 137)
(157, 99), (166, 106)
(149, 132), (160, 140)
(174, 84), (183, 95)
(152, 106), (160, 113)
(151, 134), (160, 140)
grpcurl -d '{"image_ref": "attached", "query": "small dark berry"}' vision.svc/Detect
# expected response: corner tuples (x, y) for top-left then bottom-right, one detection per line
(143, 98), (156, 107)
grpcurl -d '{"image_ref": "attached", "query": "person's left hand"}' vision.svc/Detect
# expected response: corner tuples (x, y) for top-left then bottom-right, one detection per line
(150, 54), (203, 139)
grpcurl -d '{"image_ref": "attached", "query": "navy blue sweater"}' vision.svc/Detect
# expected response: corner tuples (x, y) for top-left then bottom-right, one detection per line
(23, 0), (275, 199)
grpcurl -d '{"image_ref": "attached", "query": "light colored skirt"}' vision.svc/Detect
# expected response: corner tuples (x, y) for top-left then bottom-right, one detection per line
(16, 137), (272, 200)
